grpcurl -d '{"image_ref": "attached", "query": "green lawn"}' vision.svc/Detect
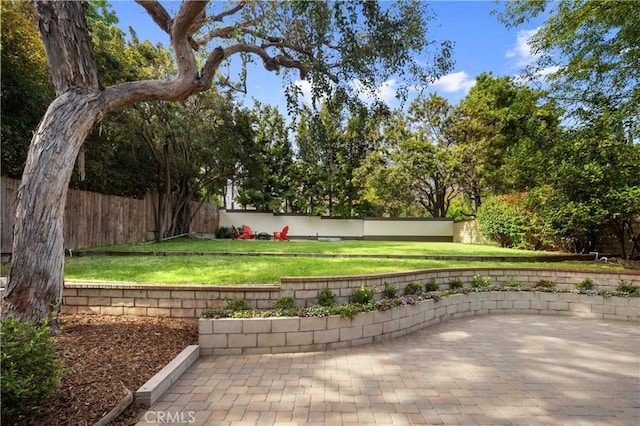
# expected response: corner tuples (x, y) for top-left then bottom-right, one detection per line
(4, 240), (620, 285)
(63, 255), (622, 285)
(89, 238), (550, 256)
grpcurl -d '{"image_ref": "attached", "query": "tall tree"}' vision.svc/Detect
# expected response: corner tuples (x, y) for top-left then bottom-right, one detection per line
(71, 12), (175, 196)
(236, 102), (295, 212)
(526, 115), (640, 256)
(335, 104), (382, 216)
(292, 106), (328, 215)
(357, 95), (459, 218)
(452, 73), (561, 209)
(3, 0), (453, 323)
(126, 92), (255, 239)
(405, 94), (460, 217)
(496, 0), (639, 140)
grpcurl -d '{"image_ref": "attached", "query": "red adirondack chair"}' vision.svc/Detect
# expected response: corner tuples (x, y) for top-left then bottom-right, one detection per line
(273, 226), (289, 241)
(232, 225), (242, 240)
(234, 225), (257, 240)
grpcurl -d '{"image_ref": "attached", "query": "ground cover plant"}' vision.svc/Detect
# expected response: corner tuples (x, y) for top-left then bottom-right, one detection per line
(202, 280), (640, 320)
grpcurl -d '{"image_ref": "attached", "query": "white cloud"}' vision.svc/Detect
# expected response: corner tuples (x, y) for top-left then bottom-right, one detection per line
(513, 65), (561, 85)
(287, 78), (399, 108)
(506, 28), (541, 68)
(350, 79), (398, 106)
(289, 79), (314, 106)
(536, 65), (561, 77)
(431, 71), (476, 93)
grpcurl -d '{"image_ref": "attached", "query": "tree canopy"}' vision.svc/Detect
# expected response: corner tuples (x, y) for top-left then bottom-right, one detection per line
(497, 0), (639, 139)
(2, 0), (455, 323)
(0, 1), (54, 178)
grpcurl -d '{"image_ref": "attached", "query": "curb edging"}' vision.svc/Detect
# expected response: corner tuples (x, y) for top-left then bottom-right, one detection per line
(135, 344), (200, 407)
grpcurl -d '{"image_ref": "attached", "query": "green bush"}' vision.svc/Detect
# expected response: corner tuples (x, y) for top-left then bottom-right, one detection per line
(535, 279), (555, 289)
(472, 275), (491, 288)
(576, 278), (595, 291)
(330, 303), (362, 319)
(616, 281), (638, 294)
(318, 288), (336, 307)
(424, 281), (439, 292)
(503, 279), (521, 288)
(275, 296), (295, 310)
(215, 226), (234, 239)
(225, 298), (249, 311)
(449, 279), (463, 290)
(1, 317), (62, 421)
(351, 285), (375, 304)
(382, 284), (398, 299)
(476, 194), (528, 248)
(404, 282), (423, 296)
(201, 308), (230, 319)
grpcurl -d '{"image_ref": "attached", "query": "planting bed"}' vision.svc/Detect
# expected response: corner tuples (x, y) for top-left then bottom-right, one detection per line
(6, 314), (197, 426)
(199, 290), (640, 355)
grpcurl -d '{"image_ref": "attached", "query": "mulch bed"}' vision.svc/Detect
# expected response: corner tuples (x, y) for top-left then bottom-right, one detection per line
(8, 314), (197, 426)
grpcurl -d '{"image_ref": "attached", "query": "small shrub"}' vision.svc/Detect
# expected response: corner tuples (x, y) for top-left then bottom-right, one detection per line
(318, 288), (337, 307)
(330, 303), (362, 319)
(449, 279), (463, 290)
(424, 280), (440, 292)
(535, 279), (555, 289)
(616, 281), (638, 294)
(275, 296), (295, 310)
(215, 226), (234, 239)
(472, 275), (491, 288)
(201, 308), (229, 319)
(379, 298), (405, 311)
(225, 298), (249, 311)
(404, 282), (423, 296)
(1, 317), (63, 421)
(576, 278), (595, 291)
(351, 285), (375, 304)
(503, 279), (521, 288)
(382, 284), (398, 299)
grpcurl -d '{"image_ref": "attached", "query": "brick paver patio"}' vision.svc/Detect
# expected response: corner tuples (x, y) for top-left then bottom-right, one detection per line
(137, 314), (639, 425)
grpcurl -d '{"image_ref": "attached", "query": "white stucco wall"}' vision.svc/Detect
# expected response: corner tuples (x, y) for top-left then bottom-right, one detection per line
(219, 210), (454, 241)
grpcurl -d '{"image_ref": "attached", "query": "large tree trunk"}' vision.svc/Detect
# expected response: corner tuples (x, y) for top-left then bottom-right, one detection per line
(1, 0), (102, 322)
(1, 0), (301, 322)
(2, 94), (103, 322)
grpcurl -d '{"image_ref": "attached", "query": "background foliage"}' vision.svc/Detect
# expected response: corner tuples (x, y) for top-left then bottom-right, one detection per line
(1, 0), (638, 256)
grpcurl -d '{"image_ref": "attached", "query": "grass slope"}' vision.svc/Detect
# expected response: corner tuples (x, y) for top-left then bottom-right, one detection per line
(64, 255), (621, 285)
(89, 238), (550, 256)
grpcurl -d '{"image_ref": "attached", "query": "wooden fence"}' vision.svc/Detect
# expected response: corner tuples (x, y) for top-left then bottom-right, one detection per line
(1, 178), (218, 252)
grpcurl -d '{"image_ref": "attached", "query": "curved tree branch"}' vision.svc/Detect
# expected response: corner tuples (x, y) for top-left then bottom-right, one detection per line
(211, 0), (246, 22)
(224, 43), (310, 79)
(173, 0), (207, 37)
(102, 78), (207, 111)
(135, 0), (172, 34)
(194, 13), (267, 46)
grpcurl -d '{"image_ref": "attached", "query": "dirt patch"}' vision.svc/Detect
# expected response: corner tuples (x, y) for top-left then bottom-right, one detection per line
(9, 314), (197, 426)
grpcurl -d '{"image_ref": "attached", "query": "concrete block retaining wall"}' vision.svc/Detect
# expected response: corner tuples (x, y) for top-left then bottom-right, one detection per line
(60, 283), (280, 322)
(58, 268), (639, 321)
(198, 291), (640, 355)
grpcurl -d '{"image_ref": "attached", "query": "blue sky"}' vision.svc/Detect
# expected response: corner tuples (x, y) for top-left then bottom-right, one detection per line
(109, 1), (547, 111)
